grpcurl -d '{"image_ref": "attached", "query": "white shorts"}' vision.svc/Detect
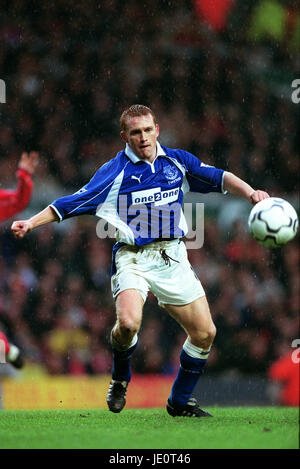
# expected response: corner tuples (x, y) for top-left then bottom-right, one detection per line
(111, 239), (205, 307)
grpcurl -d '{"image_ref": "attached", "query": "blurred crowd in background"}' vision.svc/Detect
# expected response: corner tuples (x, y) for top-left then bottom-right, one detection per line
(0, 0), (299, 378)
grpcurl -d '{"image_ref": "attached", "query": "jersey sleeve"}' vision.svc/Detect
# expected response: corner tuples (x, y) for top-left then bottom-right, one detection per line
(178, 149), (226, 194)
(49, 159), (120, 221)
(0, 168), (33, 222)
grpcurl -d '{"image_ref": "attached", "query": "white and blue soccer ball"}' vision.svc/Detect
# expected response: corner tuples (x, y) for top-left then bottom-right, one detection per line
(248, 197), (298, 248)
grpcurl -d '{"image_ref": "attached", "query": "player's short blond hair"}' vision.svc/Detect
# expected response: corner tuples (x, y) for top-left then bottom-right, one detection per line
(120, 104), (157, 131)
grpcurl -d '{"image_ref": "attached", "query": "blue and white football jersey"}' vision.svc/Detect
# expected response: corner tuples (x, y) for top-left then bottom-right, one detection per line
(50, 142), (226, 246)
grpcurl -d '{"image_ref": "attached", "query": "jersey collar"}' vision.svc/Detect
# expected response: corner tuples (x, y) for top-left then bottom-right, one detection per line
(125, 142), (166, 164)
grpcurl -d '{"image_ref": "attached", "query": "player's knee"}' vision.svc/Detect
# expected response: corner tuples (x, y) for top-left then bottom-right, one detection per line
(117, 315), (140, 336)
(207, 324), (217, 342)
(204, 324), (216, 345)
(191, 324), (216, 348)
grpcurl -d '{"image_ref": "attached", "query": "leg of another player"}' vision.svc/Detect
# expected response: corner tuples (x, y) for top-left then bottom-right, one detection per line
(0, 331), (24, 369)
(164, 296), (216, 410)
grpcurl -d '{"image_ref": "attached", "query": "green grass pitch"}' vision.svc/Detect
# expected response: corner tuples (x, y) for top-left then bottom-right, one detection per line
(0, 407), (298, 449)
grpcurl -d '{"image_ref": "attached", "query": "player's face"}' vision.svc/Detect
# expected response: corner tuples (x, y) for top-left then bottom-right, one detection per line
(121, 114), (159, 162)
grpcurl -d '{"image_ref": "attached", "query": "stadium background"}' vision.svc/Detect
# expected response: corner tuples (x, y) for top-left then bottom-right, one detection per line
(0, 0), (299, 409)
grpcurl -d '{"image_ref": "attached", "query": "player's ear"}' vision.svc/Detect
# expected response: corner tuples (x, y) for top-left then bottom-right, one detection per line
(120, 130), (128, 143)
(155, 124), (159, 137)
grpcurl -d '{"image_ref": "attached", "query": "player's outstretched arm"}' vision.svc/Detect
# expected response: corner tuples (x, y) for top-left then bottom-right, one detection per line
(223, 171), (270, 205)
(0, 151), (39, 223)
(18, 151), (39, 175)
(11, 206), (58, 239)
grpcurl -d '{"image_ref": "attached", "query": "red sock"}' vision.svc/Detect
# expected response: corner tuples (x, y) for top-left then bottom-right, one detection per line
(0, 331), (10, 355)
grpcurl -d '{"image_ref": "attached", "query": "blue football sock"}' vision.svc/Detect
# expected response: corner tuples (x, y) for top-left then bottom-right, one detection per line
(111, 338), (138, 383)
(169, 347), (209, 408)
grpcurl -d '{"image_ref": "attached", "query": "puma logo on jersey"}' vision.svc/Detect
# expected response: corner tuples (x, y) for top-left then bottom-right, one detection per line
(131, 174), (142, 184)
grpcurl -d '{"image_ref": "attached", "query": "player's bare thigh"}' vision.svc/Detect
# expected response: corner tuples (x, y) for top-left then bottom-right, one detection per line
(112, 289), (144, 347)
(164, 296), (216, 349)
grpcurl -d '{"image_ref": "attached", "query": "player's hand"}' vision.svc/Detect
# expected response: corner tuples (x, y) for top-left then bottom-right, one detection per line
(249, 190), (270, 205)
(18, 151), (39, 175)
(11, 220), (34, 239)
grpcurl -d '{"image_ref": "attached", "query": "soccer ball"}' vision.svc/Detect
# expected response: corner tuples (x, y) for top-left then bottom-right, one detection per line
(248, 197), (298, 248)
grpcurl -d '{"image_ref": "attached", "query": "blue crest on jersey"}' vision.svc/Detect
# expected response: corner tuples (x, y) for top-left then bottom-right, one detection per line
(163, 165), (178, 180)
